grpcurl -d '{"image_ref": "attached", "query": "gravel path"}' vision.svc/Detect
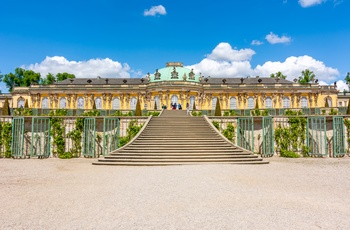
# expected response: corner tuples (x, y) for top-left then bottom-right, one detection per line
(1, 157), (350, 230)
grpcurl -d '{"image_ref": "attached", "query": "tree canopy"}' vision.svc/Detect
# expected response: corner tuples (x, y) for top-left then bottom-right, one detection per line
(298, 69), (315, 84)
(41, 72), (75, 85)
(270, 71), (287, 79)
(2, 68), (41, 92)
(345, 72), (350, 88)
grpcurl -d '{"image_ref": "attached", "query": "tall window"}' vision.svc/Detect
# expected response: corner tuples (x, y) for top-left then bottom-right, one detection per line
(301, 97), (308, 108)
(42, 97), (49, 109)
(154, 96), (160, 109)
(95, 97), (102, 109)
(265, 97), (272, 108)
(171, 95), (179, 104)
(230, 97), (237, 109)
(212, 97), (217, 110)
(60, 98), (66, 109)
(18, 98), (25, 108)
(77, 97), (84, 109)
(190, 96), (195, 110)
(283, 97), (290, 108)
(112, 98), (120, 110)
(130, 97), (137, 110)
(327, 98), (332, 107)
(247, 97), (254, 109)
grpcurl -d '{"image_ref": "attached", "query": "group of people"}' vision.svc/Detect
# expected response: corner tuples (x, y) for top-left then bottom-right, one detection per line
(170, 102), (182, 110)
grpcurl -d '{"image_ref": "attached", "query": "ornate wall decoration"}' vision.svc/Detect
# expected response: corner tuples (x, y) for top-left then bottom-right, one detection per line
(272, 93), (277, 107)
(49, 94), (54, 108)
(67, 94), (71, 108)
(182, 73), (187, 81)
(260, 93), (266, 107)
(279, 93), (284, 107)
(314, 93), (319, 106)
(84, 94), (88, 108)
(308, 92), (313, 106)
(54, 94), (58, 108)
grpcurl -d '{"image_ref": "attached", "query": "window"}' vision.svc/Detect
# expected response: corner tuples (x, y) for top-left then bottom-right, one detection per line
(301, 97), (308, 108)
(77, 97), (84, 109)
(230, 97), (237, 109)
(190, 96), (195, 110)
(42, 97), (49, 109)
(154, 96), (160, 109)
(95, 97), (102, 109)
(247, 97), (254, 109)
(327, 98), (332, 107)
(265, 97), (272, 108)
(212, 97), (217, 110)
(339, 102), (342, 107)
(130, 97), (137, 110)
(60, 97), (66, 109)
(171, 95), (178, 104)
(283, 97), (290, 108)
(18, 98), (25, 108)
(112, 98), (120, 110)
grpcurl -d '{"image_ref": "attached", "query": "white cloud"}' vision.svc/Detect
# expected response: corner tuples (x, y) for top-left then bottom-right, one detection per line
(25, 56), (132, 78)
(335, 80), (349, 92)
(254, 55), (339, 82)
(265, 32), (291, 44)
(207, 42), (255, 62)
(251, 40), (264, 46)
(144, 5), (166, 16)
(298, 0), (326, 7)
(188, 43), (339, 83)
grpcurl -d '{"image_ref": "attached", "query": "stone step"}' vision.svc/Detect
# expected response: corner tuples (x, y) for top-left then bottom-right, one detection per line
(97, 158), (263, 163)
(105, 154), (255, 159)
(115, 149), (245, 153)
(107, 153), (251, 157)
(93, 161), (269, 166)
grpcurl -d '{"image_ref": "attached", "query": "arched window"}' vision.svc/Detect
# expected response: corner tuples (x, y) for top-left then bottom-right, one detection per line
(60, 97), (66, 109)
(230, 97), (237, 109)
(283, 97), (290, 108)
(212, 97), (217, 110)
(130, 97), (137, 110)
(327, 97), (332, 107)
(18, 98), (25, 108)
(265, 97), (272, 108)
(42, 97), (49, 109)
(95, 97), (102, 109)
(247, 97), (254, 109)
(112, 98), (120, 110)
(301, 97), (308, 108)
(171, 95), (178, 104)
(154, 96), (160, 109)
(77, 97), (84, 109)
(190, 96), (195, 110)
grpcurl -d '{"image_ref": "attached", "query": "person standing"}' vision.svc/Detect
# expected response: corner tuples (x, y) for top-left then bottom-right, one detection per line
(186, 102), (190, 115)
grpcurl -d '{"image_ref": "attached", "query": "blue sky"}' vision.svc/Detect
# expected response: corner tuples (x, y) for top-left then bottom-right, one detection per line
(0, 0), (349, 92)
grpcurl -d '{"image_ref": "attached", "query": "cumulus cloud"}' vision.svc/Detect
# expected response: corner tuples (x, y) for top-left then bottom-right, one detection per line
(254, 55), (339, 82)
(335, 80), (349, 92)
(144, 5), (166, 16)
(25, 56), (133, 78)
(207, 43), (255, 62)
(251, 40), (264, 46)
(188, 43), (339, 83)
(265, 32), (291, 44)
(298, 0), (326, 7)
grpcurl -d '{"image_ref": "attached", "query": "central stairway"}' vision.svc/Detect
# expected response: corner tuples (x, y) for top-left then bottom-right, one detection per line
(93, 110), (268, 166)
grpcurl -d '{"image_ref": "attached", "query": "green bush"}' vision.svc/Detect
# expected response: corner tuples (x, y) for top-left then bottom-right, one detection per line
(212, 121), (219, 129)
(222, 123), (235, 142)
(280, 150), (300, 158)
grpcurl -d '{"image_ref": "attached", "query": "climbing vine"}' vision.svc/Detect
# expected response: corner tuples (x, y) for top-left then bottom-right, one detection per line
(66, 110), (101, 158)
(118, 120), (143, 147)
(50, 109), (68, 158)
(344, 118), (350, 154)
(0, 122), (12, 158)
(274, 110), (307, 158)
(222, 123), (235, 143)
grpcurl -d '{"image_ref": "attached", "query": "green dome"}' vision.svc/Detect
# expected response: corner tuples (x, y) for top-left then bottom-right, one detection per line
(148, 62), (201, 83)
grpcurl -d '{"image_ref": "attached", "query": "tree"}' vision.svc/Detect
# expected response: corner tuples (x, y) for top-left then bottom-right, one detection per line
(345, 72), (350, 91)
(347, 99), (350, 115)
(56, 72), (75, 82)
(2, 97), (10, 115)
(214, 98), (222, 116)
(270, 71), (287, 79)
(325, 98), (329, 108)
(3, 68), (41, 92)
(134, 99), (142, 116)
(298, 69), (315, 84)
(41, 73), (56, 85)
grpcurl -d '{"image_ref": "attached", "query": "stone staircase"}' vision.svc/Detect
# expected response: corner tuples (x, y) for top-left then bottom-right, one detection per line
(93, 110), (268, 166)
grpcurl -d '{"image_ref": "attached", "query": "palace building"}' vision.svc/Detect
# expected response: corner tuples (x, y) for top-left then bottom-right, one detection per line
(11, 62), (338, 112)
